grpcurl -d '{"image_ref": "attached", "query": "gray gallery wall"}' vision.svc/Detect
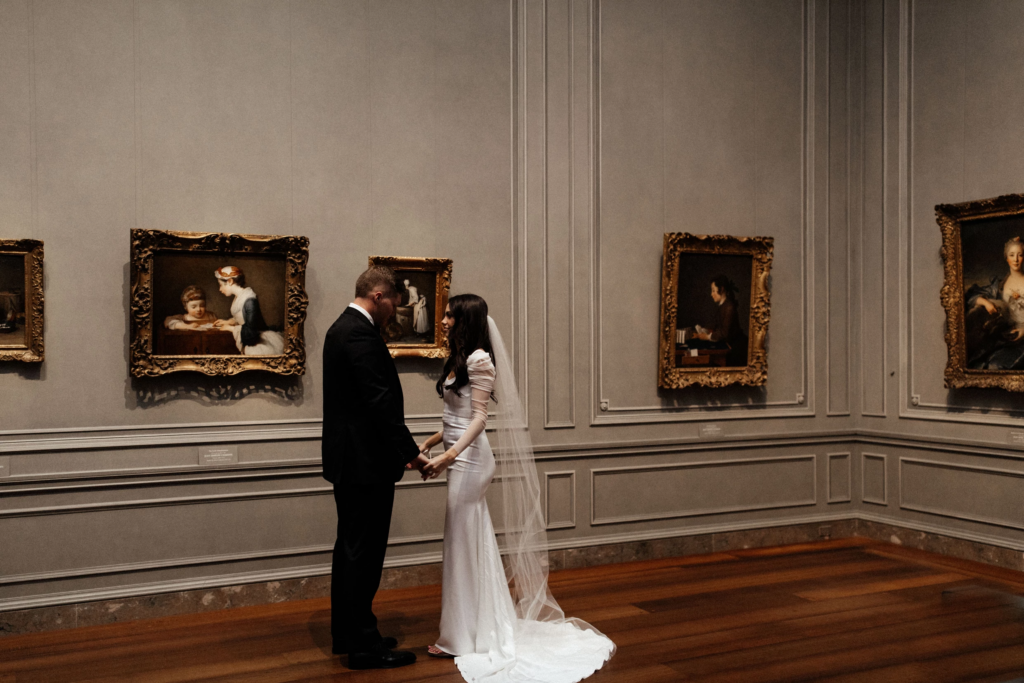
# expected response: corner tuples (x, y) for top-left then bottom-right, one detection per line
(851, 0), (1024, 551)
(1, 0), (1022, 614)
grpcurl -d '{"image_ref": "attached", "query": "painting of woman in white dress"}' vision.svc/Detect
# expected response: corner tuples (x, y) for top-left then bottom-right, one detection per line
(961, 231), (1024, 369)
(213, 265), (285, 356)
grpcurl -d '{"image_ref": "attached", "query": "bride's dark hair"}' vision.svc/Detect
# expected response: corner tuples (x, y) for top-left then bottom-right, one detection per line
(436, 293), (496, 398)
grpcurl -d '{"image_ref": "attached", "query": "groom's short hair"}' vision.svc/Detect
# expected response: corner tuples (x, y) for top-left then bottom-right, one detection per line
(355, 266), (402, 298)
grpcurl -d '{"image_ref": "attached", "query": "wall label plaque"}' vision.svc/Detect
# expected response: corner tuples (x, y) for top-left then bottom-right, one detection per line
(1007, 431), (1024, 447)
(198, 445), (238, 467)
(698, 423), (724, 440)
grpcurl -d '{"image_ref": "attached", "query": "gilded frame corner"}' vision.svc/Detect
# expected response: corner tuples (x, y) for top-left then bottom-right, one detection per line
(657, 233), (773, 389)
(0, 238), (44, 364)
(368, 255), (453, 359)
(938, 193), (1024, 391)
(129, 229), (309, 377)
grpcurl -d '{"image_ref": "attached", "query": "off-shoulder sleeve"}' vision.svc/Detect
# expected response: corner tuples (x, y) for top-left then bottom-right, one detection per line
(466, 349), (495, 423)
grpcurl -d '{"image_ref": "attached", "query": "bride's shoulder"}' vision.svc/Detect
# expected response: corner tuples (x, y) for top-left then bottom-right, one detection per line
(467, 348), (494, 370)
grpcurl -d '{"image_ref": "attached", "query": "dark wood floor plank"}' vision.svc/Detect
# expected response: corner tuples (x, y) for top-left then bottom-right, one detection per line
(2, 540), (1023, 683)
(671, 615), (1024, 683)
(607, 587), (1016, 670)
(815, 641), (1024, 683)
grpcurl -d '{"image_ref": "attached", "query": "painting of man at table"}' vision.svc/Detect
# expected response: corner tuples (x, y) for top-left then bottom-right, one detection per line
(674, 253), (752, 368)
(152, 252), (286, 356)
(0, 253), (26, 346)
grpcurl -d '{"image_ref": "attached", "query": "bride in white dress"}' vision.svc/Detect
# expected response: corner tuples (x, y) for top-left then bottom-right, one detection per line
(416, 294), (614, 683)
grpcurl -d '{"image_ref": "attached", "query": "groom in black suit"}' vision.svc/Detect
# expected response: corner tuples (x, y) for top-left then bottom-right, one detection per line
(322, 266), (426, 670)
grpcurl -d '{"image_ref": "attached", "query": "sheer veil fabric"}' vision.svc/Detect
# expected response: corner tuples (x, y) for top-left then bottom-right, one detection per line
(450, 317), (614, 682)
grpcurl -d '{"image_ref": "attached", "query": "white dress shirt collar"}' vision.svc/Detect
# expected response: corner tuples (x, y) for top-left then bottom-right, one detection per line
(347, 303), (374, 325)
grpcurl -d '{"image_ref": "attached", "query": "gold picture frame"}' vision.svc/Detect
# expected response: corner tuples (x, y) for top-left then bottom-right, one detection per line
(368, 255), (453, 359)
(658, 233), (773, 389)
(937, 193), (1024, 391)
(0, 239), (44, 363)
(130, 229), (309, 377)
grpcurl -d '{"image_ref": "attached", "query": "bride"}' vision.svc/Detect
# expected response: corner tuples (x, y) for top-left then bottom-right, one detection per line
(415, 293), (614, 683)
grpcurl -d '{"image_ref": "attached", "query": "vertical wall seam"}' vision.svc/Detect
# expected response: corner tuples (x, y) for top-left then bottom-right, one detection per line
(28, 0), (38, 234)
(288, 0), (294, 234)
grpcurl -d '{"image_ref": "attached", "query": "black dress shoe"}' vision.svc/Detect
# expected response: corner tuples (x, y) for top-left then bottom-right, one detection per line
(333, 637), (398, 654)
(348, 647), (416, 670)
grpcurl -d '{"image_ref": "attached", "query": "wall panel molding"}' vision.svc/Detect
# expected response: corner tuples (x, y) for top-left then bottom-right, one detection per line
(590, 454), (817, 526)
(0, 509), (858, 614)
(827, 0), (853, 417)
(862, 451), (887, 505)
(899, 457), (1024, 531)
(544, 470), (576, 529)
(827, 451), (852, 503)
(590, 0), (817, 426)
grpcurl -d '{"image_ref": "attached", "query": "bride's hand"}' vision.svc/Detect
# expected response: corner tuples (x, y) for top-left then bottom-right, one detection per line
(422, 449), (458, 479)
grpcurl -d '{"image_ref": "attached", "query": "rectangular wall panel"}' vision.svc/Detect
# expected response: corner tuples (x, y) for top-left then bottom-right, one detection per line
(545, 470), (575, 529)
(827, 452), (851, 503)
(862, 452), (886, 505)
(591, 455), (816, 526)
(900, 458), (1024, 531)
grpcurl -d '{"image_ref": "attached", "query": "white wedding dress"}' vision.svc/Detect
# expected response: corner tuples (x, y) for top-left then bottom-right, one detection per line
(436, 348), (614, 683)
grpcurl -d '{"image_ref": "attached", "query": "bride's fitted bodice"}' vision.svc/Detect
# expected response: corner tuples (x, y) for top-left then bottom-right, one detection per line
(442, 350), (495, 467)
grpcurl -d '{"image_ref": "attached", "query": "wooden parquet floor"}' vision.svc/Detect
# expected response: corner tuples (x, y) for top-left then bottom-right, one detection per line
(3, 538), (1024, 682)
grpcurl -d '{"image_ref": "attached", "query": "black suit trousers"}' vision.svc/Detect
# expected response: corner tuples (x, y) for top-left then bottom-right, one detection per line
(331, 477), (396, 652)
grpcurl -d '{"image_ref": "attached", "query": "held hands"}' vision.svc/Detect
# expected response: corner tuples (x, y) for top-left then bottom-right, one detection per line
(421, 449), (458, 480)
(407, 453), (430, 472)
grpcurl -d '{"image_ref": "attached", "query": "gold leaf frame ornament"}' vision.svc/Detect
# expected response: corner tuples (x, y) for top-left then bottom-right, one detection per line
(368, 255), (453, 359)
(658, 233), (773, 389)
(0, 239), (44, 363)
(129, 229), (309, 377)
(937, 193), (1024, 391)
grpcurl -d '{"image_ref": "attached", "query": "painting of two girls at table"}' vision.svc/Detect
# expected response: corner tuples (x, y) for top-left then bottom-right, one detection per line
(152, 252), (285, 356)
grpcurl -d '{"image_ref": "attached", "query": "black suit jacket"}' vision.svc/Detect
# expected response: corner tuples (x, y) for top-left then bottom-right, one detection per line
(322, 307), (420, 486)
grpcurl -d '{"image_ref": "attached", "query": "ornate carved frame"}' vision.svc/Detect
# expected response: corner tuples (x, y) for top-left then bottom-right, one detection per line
(130, 229), (309, 377)
(937, 193), (1024, 391)
(368, 255), (453, 359)
(658, 233), (773, 389)
(0, 239), (44, 363)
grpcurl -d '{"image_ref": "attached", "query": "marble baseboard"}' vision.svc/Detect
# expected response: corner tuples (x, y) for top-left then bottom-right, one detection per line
(853, 519), (1024, 572)
(2, 517), (1019, 637)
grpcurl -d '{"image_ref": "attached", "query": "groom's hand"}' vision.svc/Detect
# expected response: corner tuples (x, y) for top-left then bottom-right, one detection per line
(408, 453), (430, 478)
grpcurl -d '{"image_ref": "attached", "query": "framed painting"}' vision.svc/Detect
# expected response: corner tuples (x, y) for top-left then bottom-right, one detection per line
(657, 233), (773, 389)
(129, 229), (309, 377)
(368, 255), (453, 358)
(937, 193), (1024, 391)
(0, 239), (44, 363)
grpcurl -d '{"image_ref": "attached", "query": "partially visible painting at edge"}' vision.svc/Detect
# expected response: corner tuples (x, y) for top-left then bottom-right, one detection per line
(0, 238), (43, 364)
(938, 193), (1024, 391)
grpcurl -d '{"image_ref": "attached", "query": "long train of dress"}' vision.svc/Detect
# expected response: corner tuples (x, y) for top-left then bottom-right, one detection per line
(436, 351), (614, 683)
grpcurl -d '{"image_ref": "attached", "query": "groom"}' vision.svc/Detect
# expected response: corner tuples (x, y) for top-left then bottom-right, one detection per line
(322, 265), (427, 670)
